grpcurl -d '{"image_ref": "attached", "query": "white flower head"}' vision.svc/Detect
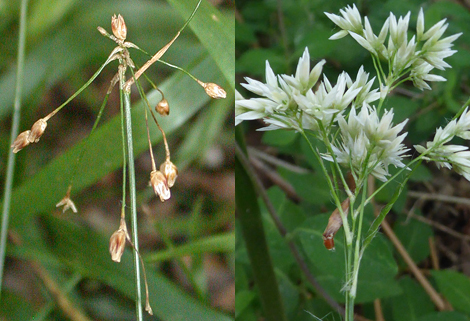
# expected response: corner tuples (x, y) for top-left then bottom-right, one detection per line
(281, 47), (326, 94)
(325, 4), (363, 40)
(415, 107), (470, 182)
(325, 104), (409, 181)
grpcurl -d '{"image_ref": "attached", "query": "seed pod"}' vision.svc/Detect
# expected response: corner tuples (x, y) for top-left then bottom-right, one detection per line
(11, 130), (31, 153)
(150, 170), (171, 202)
(322, 198), (350, 251)
(160, 160), (178, 188)
(109, 219), (127, 263)
(111, 14), (127, 41)
(29, 118), (47, 143)
(155, 98), (169, 116)
(199, 81), (226, 99)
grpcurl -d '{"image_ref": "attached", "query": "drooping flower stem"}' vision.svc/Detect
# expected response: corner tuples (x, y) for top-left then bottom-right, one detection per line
(121, 86), (143, 320)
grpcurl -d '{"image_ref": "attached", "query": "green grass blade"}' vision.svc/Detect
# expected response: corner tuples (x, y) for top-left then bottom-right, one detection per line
(167, 0), (234, 87)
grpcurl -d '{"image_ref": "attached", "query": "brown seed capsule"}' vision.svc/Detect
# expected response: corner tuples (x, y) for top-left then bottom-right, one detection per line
(109, 219), (127, 263)
(201, 82), (227, 99)
(322, 198), (350, 251)
(155, 98), (169, 116)
(11, 130), (31, 153)
(160, 160), (178, 188)
(150, 170), (171, 202)
(111, 14), (127, 41)
(28, 118), (47, 143)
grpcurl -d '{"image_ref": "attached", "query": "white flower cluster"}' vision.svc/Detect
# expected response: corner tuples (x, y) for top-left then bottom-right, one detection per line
(326, 5), (461, 90)
(324, 104), (409, 181)
(415, 108), (470, 180)
(235, 48), (379, 131)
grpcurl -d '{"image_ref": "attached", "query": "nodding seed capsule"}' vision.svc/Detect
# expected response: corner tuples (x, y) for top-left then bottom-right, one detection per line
(150, 170), (171, 202)
(202, 82), (226, 99)
(155, 98), (169, 116)
(109, 219), (128, 263)
(160, 160), (178, 188)
(29, 118), (47, 143)
(11, 130), (31, 153)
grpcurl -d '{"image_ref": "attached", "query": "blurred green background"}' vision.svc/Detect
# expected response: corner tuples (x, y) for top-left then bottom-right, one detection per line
(236, 0), (470, 320)
(0, 0), (234, 320)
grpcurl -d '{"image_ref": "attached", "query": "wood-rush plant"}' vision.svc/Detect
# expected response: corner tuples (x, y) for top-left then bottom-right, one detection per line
(10, 0), (225, 317)
(236, 4), (467, 320)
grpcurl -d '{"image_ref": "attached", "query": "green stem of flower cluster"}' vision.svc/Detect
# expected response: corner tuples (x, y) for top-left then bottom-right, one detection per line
(121, 87), (143, 321)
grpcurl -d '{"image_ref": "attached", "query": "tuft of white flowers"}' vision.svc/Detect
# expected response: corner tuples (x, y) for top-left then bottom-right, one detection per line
(415, 108), (470, 180)
(323, 104), (409, 182)
(326, 6), (461, 91)
(236, 4), (465, 182)
(235, 48), (379, 131)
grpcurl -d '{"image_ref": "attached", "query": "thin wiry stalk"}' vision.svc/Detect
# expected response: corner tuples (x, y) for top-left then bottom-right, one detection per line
(121, 87), (143, 320)
(0, 0), (29, 299)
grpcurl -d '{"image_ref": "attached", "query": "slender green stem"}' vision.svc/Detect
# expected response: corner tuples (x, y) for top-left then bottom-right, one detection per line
(121, 87), (143, 320)
(0, 0), (29, 300)
(299, 130), (352, 243)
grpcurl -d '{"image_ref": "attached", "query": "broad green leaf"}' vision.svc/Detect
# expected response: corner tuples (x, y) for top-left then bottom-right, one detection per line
(394, 213), (434, 266)
(432, 270), (470, 314)
(391, 276), (434, 321)
(276, 269), (299, 319)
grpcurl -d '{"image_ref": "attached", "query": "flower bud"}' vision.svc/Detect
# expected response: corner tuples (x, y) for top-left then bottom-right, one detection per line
(28, 118), (47, 143)
(155, 98), (169, 116)
(97, 26), (108, 37)
(201, 82), (226, 99)
(111, 14), (127, 41)
(150, 170), (171, 202)
(109, 219), (127, 263)
(11, 130), (31, 153)
(160, 160), (178, 188)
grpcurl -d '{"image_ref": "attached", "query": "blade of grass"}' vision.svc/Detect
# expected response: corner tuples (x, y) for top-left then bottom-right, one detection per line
(0, 0), (29, 300)
(145, 231), (234, 262)
(167, 0), (234, 87)
(235, 126), (288, 321)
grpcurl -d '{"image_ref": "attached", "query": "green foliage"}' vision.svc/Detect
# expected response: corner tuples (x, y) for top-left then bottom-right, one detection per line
(391, 276), (435, 321)
(432, 270), (470, 315)
(236, 0), (470, 319)
(1, 0), (234, 319)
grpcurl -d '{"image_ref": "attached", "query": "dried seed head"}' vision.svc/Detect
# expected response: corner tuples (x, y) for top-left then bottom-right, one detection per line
(111, 14), (127, 41)
(29, 118), (47, 143)
(160, 160), (178, 188)
(11, 130), (31, 153)
(322, 198), (350, 251)
(150, 170), (171, 202)
(109, 219), (127, 263)
(200, 82), (227, 99)
(155, 98), (170, 116)
(56, 193), (78, 213)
